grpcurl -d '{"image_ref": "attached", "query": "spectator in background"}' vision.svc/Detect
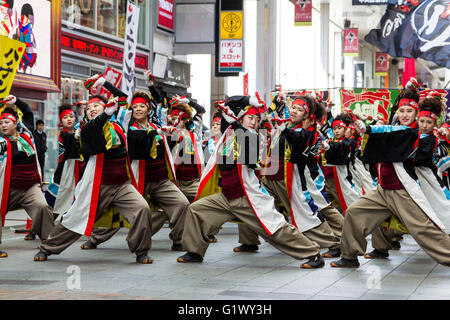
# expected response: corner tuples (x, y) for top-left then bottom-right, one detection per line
(33, 119), (47, 177)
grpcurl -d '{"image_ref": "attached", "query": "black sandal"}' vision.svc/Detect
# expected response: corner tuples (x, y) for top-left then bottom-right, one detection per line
(80, 240), (97, 250)
(24, 232), (36, 240)
(136, 254), (153, 264)
(33, 251), (48, 262)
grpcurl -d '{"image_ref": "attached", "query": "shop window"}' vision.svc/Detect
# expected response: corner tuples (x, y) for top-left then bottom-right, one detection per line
(62, 0), (95, 29)
(60, 77), (89, 106)
(62, 0), (148, 45)
(97, 0), (117, 35)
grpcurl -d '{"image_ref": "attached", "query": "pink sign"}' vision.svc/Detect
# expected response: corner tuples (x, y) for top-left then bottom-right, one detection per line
(294, 0), (312, 26)
(375, 52), (389, 76)
(344, 28), (359, 56)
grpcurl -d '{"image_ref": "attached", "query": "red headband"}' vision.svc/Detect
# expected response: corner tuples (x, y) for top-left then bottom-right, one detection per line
(131, 97), (151, 109)
(0, 113), (17, 123)
(245, 106), (260, 116)
(418, 110), (438, 121)
(212, 116), (221, 124)
(399, 98), (419, 111)
(59, 109), (74, 122)
(348, 123), (356, 131)
(291, 98), (310, 113)
(170, 108), (188, 120)
(88, 97), (106, 106)
(332, 120), (347, 128)
(441, 123), (450, 130)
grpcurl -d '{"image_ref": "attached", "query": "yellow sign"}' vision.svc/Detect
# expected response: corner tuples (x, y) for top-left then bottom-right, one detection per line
(220, 11), (243, 39)
(0, 36), (26, 99)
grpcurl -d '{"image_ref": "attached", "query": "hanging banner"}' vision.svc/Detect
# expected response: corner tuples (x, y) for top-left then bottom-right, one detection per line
(121, 1), (140, 104)
(0, 36), (25, 99)
(294, 0), (312, 26)
(99, 66), (122, 100)
(340, 89), (400, 123)
(375, 52), (389, 76)
(344, 28), (359, 56)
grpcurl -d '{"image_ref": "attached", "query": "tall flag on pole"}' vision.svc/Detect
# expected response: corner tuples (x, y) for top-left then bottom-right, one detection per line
(365, 0), (450, 69)
(121, 1), (140, 104)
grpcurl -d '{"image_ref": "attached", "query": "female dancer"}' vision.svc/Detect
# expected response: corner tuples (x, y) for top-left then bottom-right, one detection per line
(45, 105), (84, 220)
(331, 94), (450, 268)
(78, 74), (190, 252)
(320, 114), (360, 214)
(177, 95), (326, 269)
(0, 95), (54, 258)
(34, 94), (153, 264)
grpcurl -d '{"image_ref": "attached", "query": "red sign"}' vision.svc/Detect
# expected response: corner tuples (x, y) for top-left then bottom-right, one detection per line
(243, 73), (248, 96)
(158, 0), (175, 32)
(344, 28), (359, 56)
(375, 52), (389, 76)
(61, 31), (148, 70)
(99, 67), (123, 99)
(294, 0), (312, 26)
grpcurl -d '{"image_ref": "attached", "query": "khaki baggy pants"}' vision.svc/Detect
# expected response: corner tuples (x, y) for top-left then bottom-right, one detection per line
(259, 177), (341, 250)
(341, 184), (450, 266)
(177, 178), (222, 237)
(370, 227), (400, 252)
(40, 182), (152, 257)
(89, 179), (190, 246)
(177, 178), (200, 203)
(1, 184), (54, 245)
(325, 176), (344, 215)
(319, 204), (344, 238)
(182, 193), (321, 259)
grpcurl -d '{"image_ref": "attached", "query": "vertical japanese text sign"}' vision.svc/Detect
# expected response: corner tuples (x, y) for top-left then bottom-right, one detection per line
(121, 1), (140, 104)
(218, 0), (244, 74)
(0, 36), (25, 98)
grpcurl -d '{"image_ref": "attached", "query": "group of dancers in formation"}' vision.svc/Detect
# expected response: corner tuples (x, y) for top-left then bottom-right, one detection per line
(0, 72), (449, 269)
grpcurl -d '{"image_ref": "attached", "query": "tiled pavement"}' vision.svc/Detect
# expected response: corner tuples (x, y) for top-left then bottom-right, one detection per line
(1, 210), (450, 300)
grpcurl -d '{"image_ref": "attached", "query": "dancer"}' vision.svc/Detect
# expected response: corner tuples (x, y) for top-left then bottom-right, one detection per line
(0, 95), (54, 258)
(331, 93), (450, 268)
(177, 95), (325, 269)
(301, 95), (345, 238)
(78, 74), (190, 252)
(34, 94), (153, 264)
(45, 105), (84, 221)
(363, 82), (421, 258)
(257, 95), (341, 258)
(320, 113), (360, 214)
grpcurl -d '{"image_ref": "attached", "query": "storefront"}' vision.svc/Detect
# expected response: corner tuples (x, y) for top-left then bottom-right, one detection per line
(1, 0), (62, 182)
